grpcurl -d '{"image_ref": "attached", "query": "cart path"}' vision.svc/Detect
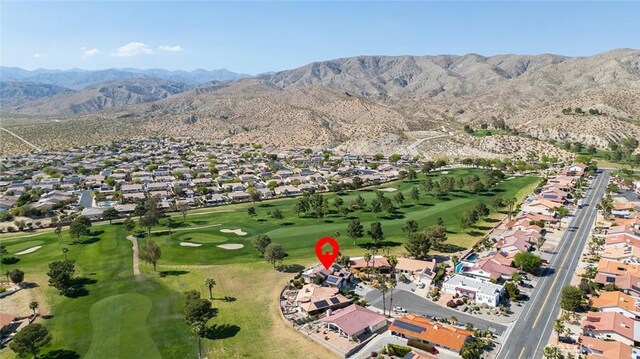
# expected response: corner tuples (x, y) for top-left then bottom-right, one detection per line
(127, 235), (141, 276)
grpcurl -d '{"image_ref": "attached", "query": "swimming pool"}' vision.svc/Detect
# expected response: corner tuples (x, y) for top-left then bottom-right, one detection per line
(465, 253), (479, 262)
(455, 262), (465, 273)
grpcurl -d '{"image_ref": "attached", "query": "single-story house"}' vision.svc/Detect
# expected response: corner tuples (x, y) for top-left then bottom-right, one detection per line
(590, 291), (640, 320)
(581, 312), (640, 346)
(318, 305), (387, 342)
(579, 335), (632, 359)
(390, 314), (473, 353)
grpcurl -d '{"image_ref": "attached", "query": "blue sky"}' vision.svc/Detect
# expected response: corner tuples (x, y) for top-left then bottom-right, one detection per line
(1, 1), (639, 74)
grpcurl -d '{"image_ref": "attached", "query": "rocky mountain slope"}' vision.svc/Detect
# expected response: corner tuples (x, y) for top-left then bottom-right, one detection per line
(9, 78), (193, 115)
(0, 81), (74, 106)
(0, 66), (250, 89)
(1, 49), (639, 157)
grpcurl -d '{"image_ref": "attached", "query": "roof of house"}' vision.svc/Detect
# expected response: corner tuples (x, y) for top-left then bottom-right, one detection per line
(580, 336), (632, 359)
(396, 258), (436, 273)
(597, 259), (640, 277)
(319, 305), (386, 337)
(581, 312), (635, 341)
(590, 291), (640, 314)
(389, 315), (473, 352)
(350, 256), (391, 270)
(0, 313), (16, 328)
(443, 274), (504, 296)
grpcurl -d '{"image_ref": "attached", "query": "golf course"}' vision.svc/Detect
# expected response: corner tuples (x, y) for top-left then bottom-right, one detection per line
(0, 168), (539, 359)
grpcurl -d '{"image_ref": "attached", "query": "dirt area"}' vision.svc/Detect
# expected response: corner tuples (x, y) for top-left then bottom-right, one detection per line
(0, 281), (49, 318)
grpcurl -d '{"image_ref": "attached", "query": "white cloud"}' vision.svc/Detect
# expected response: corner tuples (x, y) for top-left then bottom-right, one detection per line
(158, 45), (183, 52)
(81, 47), (101, 59)
(110, 42), (153, 57)
(34, 53), (48, 58)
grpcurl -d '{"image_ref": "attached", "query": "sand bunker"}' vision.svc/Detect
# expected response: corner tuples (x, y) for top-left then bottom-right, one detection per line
(217, 244), (244, 250)
(180, 242), (202, 247)
(379, 188), (398, 192)
(15, 246), (42, 255)
(441, 171), (449, 174)
(220, 229), (247, 236)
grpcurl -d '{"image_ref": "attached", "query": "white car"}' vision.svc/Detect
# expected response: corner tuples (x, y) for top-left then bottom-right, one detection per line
(417, 283), (425, 289)
(393, 306), (407, 313)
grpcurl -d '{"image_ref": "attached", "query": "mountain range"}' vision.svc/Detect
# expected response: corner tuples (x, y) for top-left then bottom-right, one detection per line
(1, 49), (639, 157)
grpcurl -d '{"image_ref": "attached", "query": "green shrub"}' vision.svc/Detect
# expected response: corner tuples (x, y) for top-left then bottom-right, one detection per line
(387, 344), (411, 357)
(0, 286), (6, 293)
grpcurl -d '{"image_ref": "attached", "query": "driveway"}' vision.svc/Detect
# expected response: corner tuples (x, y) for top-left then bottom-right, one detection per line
(365, 289), (507, 335)
(79, 190), (94, 208)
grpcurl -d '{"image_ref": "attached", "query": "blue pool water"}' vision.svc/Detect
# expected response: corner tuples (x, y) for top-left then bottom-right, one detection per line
(466, 253), (479, 262)
(455, 262), (464, 273)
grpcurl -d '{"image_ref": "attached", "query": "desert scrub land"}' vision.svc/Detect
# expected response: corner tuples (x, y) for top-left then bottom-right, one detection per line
(0, 169), (538, 358)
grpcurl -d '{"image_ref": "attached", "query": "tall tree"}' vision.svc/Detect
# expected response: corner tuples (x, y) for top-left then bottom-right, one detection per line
(47, 260), (76, 295)
(505, 197), (517, 221)
(373, 274), (390, 317)
(346, 219), (364, 245)
(9, 268), (24, 284)
(293, 198), (309, 218)
(54, 225), (62, 244)
(69, 216), (91, 241)
(368, 222), (384, 247)
(205, 277), (216, 300)
(139, 239), (162, 271)
(252, 234), (272, 256)
(29, 301), (39, 316)
(177, 202), (189, 222)
(402, 219), (419, 235)
(166, 218), (174, 235)
(410, 187), (420, 204)
(264, 243), (286, 268)
(247, 206), (257, 220)
(103, 207), (119, 224)
(405, 232), (432, 259)
(393, 192), (405, 207)
(9, 323), (51, 358)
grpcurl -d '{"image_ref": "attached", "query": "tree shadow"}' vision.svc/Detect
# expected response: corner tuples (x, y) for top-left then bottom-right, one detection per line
(358, 241), (401, 249)
(65, 277), (97, 298)
(205, 324), (241, 340)
(41, 349), (80, 359)
(193, 220), (209, 225)
(379, 214), (405, 220)
(1, 256), (20, 265)
(492, 188), (506, 193)
(484, 218), (500, 223)
(159, 270), (189, 277)
(259, 203), (274, 208)
(74, 237), (101, 245)
(323, 220), (335, 223)
(91, 230), (105, 236)
(475, 225), (493, 231)
(22, 282), (40, 289)
(277, 264), (305, 273)
(280, 222), (295, 226)
(467, 230), (485, 237)
(214, 296), (237, 302)
(256, 219), (267, 222)
(418, 203), (434, 207)
(434, 243), (466, 253)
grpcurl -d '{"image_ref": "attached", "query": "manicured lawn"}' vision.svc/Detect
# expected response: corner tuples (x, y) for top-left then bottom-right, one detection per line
(0, 168), (539, 358)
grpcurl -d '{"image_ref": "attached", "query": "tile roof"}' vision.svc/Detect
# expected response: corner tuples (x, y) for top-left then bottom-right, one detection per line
(319, 305), (386, 337)
(590, 291), (640, 314)
(390, 315), (472, 352)
(580, 336), (632, 359)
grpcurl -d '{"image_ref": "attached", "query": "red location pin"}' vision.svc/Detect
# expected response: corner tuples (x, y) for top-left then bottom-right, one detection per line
(315, 237), (340, 269)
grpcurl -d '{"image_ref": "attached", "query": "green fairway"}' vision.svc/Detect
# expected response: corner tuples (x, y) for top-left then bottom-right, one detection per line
(86, 293), (161, 359)
(0, 168), (539, 358)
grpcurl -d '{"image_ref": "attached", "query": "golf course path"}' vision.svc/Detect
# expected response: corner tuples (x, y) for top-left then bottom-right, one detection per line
(127, 236), (141, 276)
(150, 223), (221, 234)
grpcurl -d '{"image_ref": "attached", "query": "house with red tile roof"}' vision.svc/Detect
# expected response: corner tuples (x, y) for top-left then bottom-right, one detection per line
(590, 291), (640, 319)
(458, 257), (517, 281)
(595, 273), (640, 296)
(389, 314), (473, 353)
(580, 335), (632, 359)
(294, 284), (352, 315)
(581, 312), (640, 346)
(318, 305), (387, 342)
(350, 256), (391, 273)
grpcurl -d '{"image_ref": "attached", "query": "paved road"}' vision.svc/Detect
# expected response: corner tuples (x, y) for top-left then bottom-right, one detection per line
(79, 190), (94, 208)
(405, 134), (450, 157)
(0, 127), (42, 152)
(365, 289), (507, 335)
(498, 169), (610, 359)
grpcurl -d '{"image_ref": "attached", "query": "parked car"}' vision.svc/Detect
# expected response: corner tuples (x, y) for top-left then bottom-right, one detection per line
(417, 283), (425, 289)
(559, 336), (576, 344)
(393, 306), (407, 313)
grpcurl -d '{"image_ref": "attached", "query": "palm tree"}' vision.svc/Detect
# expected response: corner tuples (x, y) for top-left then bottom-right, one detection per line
(450, 315), (458, 326)
(505, 197), (517, 221)
(4, 270), (9, 283)
(166, 218), (174, 235)
(373, 275), (390, 317)
(553, 319), (565, 340)
(387, 255), (398, 312)
(364, 252), (372, 281)
(205, 277), (216, 300)
(543, 346), (562, 359)
(62, 247), (69, 261)
(29, 301), (39, 316)
(55, 225), (62, 245)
